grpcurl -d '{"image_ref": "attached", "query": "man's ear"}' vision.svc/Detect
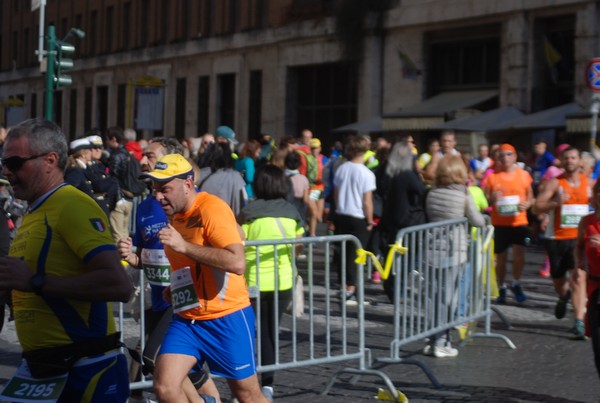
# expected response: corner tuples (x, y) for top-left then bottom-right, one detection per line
(46, 151), (59, 166)
(185, 177), (195, 193)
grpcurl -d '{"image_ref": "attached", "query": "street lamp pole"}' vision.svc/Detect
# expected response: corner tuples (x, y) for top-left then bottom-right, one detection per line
(591, 94), (600, 153)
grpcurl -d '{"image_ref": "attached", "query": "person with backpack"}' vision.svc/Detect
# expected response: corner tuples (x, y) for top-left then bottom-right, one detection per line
(105, 127), (146, 242)
(304, 139), (328, 236)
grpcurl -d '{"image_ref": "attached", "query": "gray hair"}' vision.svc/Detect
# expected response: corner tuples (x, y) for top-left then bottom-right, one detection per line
(7, 118), (68, 171)
(149, 137), (184, 156)
(124, 128), (137, 142)
(581, 151), (595, 166)
(385, 141), (414, 177)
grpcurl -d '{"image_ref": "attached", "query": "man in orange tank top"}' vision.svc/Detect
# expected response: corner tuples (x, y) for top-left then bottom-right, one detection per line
(534, 147), (589, 339)
(484, 144), (534, 304)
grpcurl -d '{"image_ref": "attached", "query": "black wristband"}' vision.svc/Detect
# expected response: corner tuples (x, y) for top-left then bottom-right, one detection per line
(29, 273), (46, 295)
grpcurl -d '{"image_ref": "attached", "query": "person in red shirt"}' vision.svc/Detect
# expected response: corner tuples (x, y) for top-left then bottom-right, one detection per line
(484, 143), (534, 304)
(575, 179), (600, 376)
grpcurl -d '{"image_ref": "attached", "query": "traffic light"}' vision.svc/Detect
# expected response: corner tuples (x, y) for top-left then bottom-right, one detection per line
(54, 40), (75, 87)
(44, 25), (85, 120)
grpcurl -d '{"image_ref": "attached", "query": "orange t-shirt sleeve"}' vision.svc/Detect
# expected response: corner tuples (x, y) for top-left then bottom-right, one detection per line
(201, 196), (242, 248)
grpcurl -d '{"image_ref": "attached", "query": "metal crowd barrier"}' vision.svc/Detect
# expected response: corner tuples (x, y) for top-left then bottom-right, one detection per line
(117, 234), (396, 396)
(372, 218), (515, 388)
(127, 195), (143, 236)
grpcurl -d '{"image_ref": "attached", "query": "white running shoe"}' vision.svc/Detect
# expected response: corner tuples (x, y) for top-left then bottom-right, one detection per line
(262, 386), (274, 402)
(433, 344), (458, 358)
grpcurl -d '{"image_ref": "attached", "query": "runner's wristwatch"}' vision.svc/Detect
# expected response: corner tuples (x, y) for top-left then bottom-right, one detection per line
(29, 273), (46, 295)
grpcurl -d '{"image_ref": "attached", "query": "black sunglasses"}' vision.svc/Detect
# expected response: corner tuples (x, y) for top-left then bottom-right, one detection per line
(1, 153), (49, 172)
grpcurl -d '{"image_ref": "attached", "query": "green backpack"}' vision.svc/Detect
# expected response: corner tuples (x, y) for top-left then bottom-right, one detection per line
(296, 150), (318, 185)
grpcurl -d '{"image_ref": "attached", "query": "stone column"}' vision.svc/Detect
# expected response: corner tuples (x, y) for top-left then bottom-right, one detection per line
(574, 2), (600, 106)
(358, 32), (384, 121)
(501, 12), (529, 111)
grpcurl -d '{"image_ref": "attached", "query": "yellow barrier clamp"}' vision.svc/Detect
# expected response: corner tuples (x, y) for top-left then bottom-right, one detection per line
(355, 242), (407, 281)
(375, 387), (409, 402)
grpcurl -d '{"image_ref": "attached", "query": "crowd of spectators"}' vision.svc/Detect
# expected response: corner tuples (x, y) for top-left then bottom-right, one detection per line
(2, 120), (600, 400)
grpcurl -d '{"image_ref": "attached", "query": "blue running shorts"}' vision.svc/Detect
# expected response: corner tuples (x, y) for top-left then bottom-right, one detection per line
(159, 305), (257, 380)
(59, 351), (129, 403)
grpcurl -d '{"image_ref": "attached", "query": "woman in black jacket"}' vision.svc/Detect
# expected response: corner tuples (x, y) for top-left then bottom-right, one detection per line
(379, 140), (427, 301)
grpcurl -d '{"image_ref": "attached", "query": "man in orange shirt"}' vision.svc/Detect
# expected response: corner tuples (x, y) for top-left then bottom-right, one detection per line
(534, 147), (589, 339)
(484, 144), (534, 304)
(142, 154), (268, 403)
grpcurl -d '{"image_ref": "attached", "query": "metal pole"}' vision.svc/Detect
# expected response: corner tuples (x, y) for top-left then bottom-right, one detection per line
(590, 94), (600, 153)
(37, 0), (46, 63)
(44, 25), (56, 121)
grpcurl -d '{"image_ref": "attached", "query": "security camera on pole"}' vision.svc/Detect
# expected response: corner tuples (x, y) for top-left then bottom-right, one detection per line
(585, 57), (600, 152)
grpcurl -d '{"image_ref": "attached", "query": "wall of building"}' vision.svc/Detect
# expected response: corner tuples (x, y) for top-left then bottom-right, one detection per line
(0, 0), (599, 149)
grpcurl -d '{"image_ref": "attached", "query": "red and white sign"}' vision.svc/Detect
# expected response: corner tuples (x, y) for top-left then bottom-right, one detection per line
(586, 58), (600, 92)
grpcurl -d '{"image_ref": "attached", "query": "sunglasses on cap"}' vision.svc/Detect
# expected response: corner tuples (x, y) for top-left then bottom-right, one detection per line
(1, 153), (49, 172)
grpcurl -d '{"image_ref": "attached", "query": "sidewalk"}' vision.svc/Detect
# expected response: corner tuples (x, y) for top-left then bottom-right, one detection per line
(0, 244), (598, 402)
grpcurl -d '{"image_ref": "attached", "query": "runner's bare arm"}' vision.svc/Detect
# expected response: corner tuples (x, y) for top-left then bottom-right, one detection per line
(159, 224), (246, 275)
(532, 178), (559, 214)
(0, 250), (133, 302)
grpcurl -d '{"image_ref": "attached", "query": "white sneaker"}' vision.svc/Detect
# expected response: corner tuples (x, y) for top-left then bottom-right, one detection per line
(433, 344), (458, 358)
(262, 386), (274, 402)
(345, 293), (358, 306)
(342, 292), (371, 307)
(422, 345), (433, 356)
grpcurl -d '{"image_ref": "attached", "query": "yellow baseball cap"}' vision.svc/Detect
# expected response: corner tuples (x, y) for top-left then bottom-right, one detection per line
(140, 154), (194, 182)
(309, 138), (321, 149)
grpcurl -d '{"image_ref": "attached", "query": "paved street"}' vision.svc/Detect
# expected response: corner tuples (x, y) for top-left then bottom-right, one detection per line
(0, 244), (598, 402)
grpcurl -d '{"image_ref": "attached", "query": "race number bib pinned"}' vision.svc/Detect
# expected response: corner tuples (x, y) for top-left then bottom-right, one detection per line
(309, 189), (322, 201)
(496, 195), (520, 216)
(170, 267), (200, 313)
(0, 360), (67, 402)
(141, 249), (171, 286)
(560, 204), (588, 228)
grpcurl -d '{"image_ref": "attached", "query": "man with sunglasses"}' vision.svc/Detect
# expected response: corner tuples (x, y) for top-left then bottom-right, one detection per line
(484, 143), (534, 304)
(0, 118), (133, 402)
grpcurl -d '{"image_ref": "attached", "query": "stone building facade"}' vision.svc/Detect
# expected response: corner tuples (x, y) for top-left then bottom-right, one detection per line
(0, 0), (598, 151)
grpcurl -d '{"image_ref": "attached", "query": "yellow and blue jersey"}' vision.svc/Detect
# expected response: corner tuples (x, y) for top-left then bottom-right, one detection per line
(10, 184), (118, 352)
